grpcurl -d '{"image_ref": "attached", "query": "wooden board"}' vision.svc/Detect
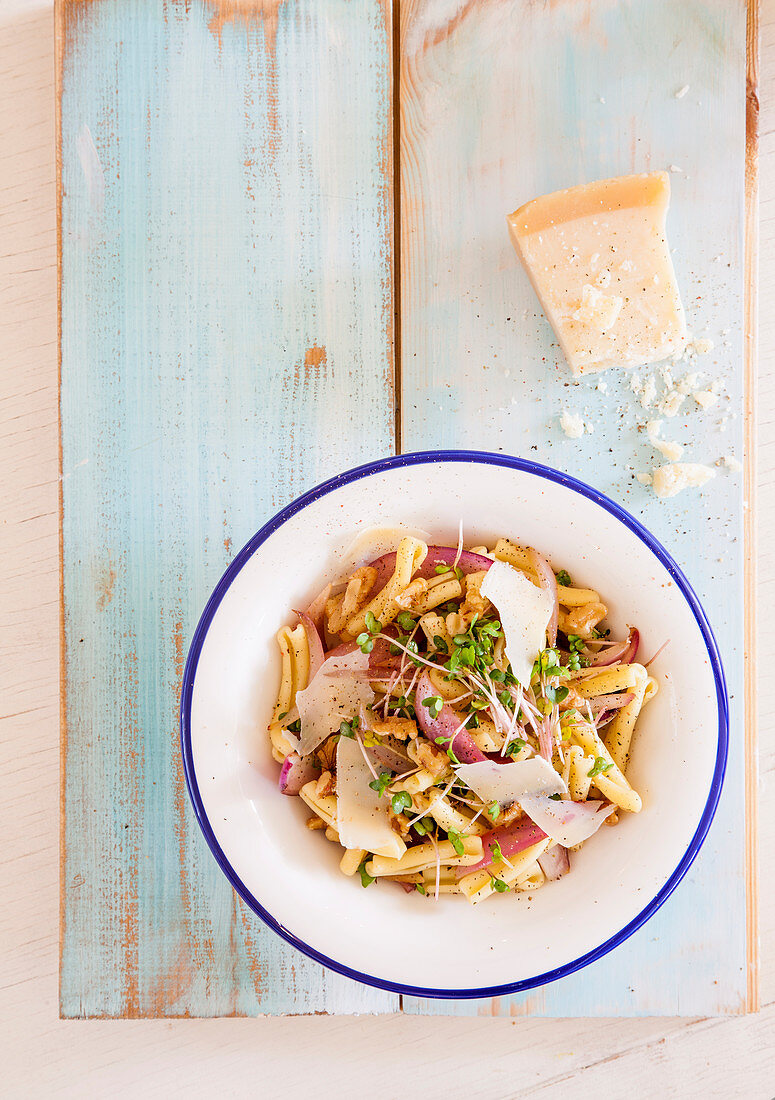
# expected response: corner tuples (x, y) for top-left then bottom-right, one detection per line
(398, 0), (757, 1017)
(59, 0), (757, 1017)
(58, 0), (398, 1017)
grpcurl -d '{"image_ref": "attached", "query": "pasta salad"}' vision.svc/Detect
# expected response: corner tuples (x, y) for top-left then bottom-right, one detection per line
(268, 533), (658, 903)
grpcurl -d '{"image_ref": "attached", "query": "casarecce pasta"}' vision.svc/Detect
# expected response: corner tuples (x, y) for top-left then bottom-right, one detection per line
(269, 532), (660, 903)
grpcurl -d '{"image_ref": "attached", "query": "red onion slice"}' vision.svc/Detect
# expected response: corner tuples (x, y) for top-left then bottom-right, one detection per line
(588, 627), (639, 666)
(456, 818), (548, 877)
(415, 670), (487, 763)
(279, 752), (319, 795)
(527, 548), (559, 647)
(304, 583), (332, 632)
(537, 718), (554, 763)
(369, 743), (413, 773)
(537, 844), (570, 881)
(324, 630), (402, 674)
(586, 692), (635, 713)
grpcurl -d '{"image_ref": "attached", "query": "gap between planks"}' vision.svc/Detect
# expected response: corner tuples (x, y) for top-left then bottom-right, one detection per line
(744, 0), (760, 1015)
(392, 0), (403, 455)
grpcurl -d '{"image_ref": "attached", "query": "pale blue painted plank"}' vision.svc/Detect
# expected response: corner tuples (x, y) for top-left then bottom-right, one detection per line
(60, 0), (397, 1016)
(400, 0), (749, 1016)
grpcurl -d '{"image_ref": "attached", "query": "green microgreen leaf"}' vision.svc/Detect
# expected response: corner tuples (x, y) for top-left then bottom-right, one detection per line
(492, 878), (510, 893)
(364, 611), (382, 635)
(447, 830), (465, 857)
(506, 738), (526, 756)
(433, 635), (449, 654)
(369, 771), (392, 797)
(421, 695), (443, 719)
(555, 569), (572, 587)
(397, 611), (416, 632)
(391, 790), (412, 814)
(358, 858), (375, 888)
(588, 756), (614, 779)
(435, 736), (461, 766)
(487, 801), (501, 821)
(491, 840), (504, 864)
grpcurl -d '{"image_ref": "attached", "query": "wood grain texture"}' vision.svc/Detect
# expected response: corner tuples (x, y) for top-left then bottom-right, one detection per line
(58, 0), (397, 1017)
(56, 0), (757, 1022)
(399, 0), (753, 1016)
(2, 0), (775, 1087)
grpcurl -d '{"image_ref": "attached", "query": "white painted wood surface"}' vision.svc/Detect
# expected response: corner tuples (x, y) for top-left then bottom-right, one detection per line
(1, 0), (773, 1092)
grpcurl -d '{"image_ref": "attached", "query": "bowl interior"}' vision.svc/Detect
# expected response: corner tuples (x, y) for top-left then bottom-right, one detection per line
(186, 456), (724, 995)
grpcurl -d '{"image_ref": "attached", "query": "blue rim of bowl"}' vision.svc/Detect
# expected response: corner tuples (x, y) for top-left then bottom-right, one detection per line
(180, 449), (729, 1000)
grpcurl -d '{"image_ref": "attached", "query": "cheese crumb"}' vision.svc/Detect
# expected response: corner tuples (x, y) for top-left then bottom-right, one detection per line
(693, 389), (719, 410)
(675, 84), (690, 99)
(677, 371), (701, 395)
(595, 269), (612, 289)
(596, 380), (608, 393)
(652, 463), (716, 498)
(679, 336), (715, 359)
(637, 472), (653, 486)
(646, 419), (684, 461)
(672, 333), (713, 363)
(572, 284), (623, 332)
(640, 375), (657, 409)
(560, 410), (586, 438)
(660, 389), (686, 417)
(722, 455), (742, 472)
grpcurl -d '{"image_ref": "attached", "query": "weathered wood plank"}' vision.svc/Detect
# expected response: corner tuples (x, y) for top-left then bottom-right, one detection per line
(399, 0), (752, 1016)
(59, 0), (397, 1016)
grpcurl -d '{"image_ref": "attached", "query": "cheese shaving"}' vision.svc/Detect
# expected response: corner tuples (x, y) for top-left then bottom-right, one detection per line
(455, 758), (567, 805)
(296, 650), (374, 756)
(336, 736), (405, 859)
(480, 560), (553, 689)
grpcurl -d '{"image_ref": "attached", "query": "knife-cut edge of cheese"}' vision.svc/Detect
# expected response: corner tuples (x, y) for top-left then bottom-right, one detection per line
(336, 736), (406, 860)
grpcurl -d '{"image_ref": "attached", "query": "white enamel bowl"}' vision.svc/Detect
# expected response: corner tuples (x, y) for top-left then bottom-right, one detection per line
(180, 451), (727, 998)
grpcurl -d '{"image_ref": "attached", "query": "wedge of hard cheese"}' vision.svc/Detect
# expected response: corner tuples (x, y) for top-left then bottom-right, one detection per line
(507, 172), (686, 375)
